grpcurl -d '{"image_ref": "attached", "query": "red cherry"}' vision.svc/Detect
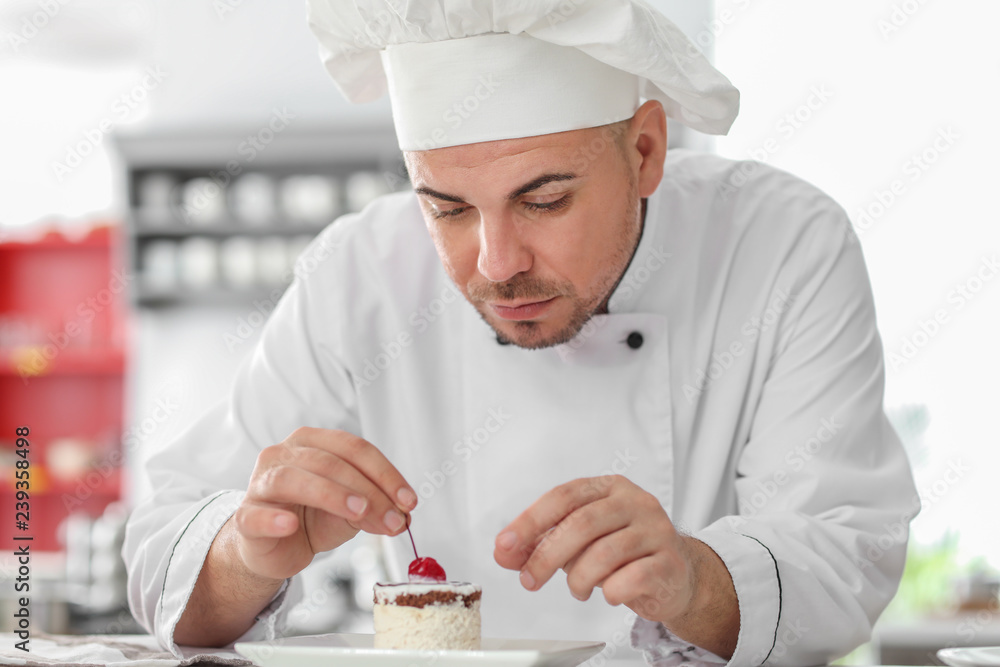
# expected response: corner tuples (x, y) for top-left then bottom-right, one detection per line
(408, 557), (447, 582)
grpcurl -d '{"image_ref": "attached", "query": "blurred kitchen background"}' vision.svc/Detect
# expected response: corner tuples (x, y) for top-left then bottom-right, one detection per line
(0, 0), (997, 664)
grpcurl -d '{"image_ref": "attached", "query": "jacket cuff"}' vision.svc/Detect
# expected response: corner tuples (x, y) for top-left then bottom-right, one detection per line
(631, 527), (781, 667)
(698, 527), (782, 667)
(631, 617), (728, 666)
(157, 490), (288, 656)
(229, 575), (297, 644)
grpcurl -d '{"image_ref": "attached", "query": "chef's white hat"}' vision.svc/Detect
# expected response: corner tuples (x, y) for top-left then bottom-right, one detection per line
(307, 0), (740, 151)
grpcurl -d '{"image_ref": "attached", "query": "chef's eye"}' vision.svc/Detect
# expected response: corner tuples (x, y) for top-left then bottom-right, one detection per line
(432, 206), (472, 219)
(523, 194), (571, 213)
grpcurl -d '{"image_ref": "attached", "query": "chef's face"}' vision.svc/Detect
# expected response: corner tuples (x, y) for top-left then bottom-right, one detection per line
(405, 100), (666, 349)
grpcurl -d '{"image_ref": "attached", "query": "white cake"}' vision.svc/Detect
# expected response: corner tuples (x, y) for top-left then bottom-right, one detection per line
(373, 582), (482, 650)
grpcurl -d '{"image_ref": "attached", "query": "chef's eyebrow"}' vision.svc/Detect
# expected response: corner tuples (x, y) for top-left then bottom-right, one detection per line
(413, 172), (578, 205)
(412, 186), (465, 203)
(506, 173), (577, 200)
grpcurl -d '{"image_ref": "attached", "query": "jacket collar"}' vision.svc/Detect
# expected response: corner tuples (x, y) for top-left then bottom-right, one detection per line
(606, 179), (667, 314)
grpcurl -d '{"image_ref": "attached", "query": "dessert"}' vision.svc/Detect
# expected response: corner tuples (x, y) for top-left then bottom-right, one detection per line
(373, 580), (482, 650)
(372, 523), (482, 650)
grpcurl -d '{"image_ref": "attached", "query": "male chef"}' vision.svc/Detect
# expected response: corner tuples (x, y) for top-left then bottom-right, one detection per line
(123, 1), (918, 665)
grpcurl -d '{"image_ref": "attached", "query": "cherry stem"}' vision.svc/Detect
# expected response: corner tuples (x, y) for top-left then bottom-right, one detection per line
(405, 515), (418, 560)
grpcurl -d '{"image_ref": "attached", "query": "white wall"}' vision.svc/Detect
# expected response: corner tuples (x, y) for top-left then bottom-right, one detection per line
(139, 0), (390, 128)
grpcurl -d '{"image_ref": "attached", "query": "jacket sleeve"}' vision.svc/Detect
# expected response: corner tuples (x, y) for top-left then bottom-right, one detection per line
(635, 207), (917, 666)
(122, 227), (360, 655)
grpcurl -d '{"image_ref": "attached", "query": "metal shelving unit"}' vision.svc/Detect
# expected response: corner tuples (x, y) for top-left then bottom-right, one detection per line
(114, 123), (407, 308)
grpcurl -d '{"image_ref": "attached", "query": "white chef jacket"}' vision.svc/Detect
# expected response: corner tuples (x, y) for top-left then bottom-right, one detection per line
(123, 150), (917, 667)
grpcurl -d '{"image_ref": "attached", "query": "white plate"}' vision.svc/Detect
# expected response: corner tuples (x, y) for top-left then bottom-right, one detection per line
(235, 633), (605, 667)
(938, 647), (1000, 667)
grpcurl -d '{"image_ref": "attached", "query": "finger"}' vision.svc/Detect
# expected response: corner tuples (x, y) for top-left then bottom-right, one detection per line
(268, 445), (408, 535)
(250, 464), (403, 536)
(494, 476), (619, 570)
(288, 428), (419, 512)
(231, 504), (299, 575)
(301, 506), (363, 553)
(235, 503), (300, 540)
(493, 530), (545, 573)
(521, 496), (637, 593)
(601, 556), (689, 617)
(563, 526), (657, 601)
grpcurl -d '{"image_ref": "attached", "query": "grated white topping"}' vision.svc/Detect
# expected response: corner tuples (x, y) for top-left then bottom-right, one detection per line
(373, 599), (481, 650)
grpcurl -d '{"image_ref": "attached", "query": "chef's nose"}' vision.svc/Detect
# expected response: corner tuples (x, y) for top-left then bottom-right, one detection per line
(477, 215), (531, 283)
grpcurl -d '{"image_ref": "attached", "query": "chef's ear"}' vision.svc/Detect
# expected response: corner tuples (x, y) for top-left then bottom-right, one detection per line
(628, 99), (668, 198)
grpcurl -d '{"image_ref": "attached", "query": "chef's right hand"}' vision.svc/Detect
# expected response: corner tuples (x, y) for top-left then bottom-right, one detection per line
(232, 427), (418, 581)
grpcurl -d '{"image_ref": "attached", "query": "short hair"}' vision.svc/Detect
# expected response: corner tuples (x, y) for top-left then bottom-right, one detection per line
(606, 117), (632, 166)
(598, 117), (634, 180)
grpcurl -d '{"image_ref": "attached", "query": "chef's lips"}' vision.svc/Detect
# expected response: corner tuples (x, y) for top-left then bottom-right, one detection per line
(466, 274), (571, 309)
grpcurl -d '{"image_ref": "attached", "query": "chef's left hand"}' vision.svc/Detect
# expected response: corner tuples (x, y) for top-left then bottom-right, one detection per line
(494, 475), (738, 657)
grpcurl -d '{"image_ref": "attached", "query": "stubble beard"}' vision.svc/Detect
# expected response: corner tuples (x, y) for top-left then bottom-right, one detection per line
(472, 189), (643, 350)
